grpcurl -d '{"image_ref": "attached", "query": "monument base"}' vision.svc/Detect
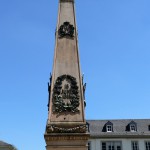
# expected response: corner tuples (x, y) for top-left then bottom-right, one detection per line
(44, 133), (90, 150)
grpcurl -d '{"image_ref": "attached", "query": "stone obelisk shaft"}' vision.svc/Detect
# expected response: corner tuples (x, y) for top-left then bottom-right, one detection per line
(49, 0), (85, 125)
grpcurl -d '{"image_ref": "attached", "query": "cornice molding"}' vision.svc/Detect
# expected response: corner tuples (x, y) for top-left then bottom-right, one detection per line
(90, 134), (150, 139)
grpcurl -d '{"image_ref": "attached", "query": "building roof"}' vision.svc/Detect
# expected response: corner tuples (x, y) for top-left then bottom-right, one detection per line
(87, 119), (150, 138)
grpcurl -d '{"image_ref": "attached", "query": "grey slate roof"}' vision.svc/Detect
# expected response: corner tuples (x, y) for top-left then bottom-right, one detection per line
(87, 119), (150, 138)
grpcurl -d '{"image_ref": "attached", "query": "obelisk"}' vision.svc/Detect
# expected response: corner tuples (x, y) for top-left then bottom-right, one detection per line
(44, 0), (89, 149)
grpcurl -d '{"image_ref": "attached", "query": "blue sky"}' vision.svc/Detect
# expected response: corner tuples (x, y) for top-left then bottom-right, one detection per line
(0, 0), (150, 150)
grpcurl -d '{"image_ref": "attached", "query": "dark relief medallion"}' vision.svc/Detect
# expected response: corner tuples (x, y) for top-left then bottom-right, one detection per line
(58, 22), (74, 38)
(53, 75), (79, 114)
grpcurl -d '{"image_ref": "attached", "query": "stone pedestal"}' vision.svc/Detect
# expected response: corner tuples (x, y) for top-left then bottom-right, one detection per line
(45, 133), (89, 150)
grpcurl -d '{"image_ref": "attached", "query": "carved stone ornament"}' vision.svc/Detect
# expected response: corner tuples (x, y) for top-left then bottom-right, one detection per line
(47, 124), (87, 133)
(53, 75), (79, 114)
(58, 22), (74, 38)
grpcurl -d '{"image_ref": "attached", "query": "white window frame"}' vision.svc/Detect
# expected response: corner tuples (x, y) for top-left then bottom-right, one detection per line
(131, 141), (139, 150)
(106, 125), (113, 132)
(130, 124), (136, 132)
(145, 141), (150, 150)
(101, 141), (122, 150)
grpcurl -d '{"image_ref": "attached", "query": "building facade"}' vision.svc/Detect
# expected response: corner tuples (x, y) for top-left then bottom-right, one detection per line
(87, 120), (150, 150)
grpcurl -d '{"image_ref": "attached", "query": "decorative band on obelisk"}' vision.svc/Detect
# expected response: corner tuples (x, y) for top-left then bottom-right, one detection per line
(60, 0), (74, 3)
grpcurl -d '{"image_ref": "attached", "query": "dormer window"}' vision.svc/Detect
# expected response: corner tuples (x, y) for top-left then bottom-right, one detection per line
(106, 125), (113, 132)
(130, 124), (136, 132)
(126, 121), (137, 132)
(148, 125), (150, 131)
(103, 121), (113, 132)
(86, 122), (90, 132)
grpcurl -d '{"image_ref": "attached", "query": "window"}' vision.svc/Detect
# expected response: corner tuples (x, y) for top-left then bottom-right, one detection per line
(88, 142), (91, 150)
(130, 124), (136, 132)
(107, 125), (113, 132)
(102, 141), (122, 150)
(148, 125), (150, 131)
(86, 122), (90, 132)
(102, 142), (106, 150)
(145, 142), (150, 150)
(126, 121), (137, 132)
(103, 121), (113, 132)
(131, 141), (139, 150)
